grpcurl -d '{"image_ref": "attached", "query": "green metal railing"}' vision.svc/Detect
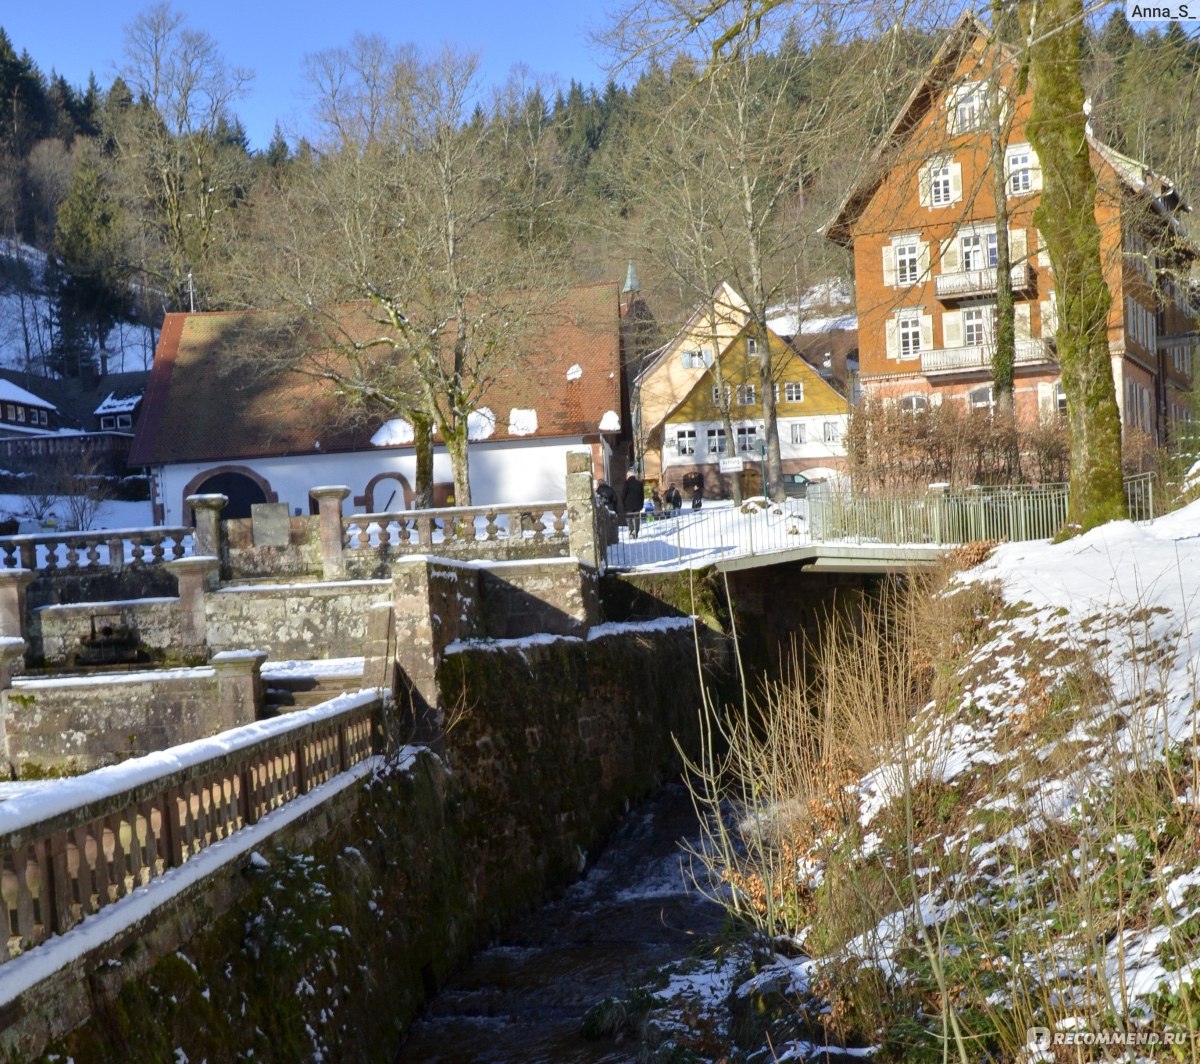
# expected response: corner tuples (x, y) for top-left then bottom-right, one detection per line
(807, 473), (1158, 547)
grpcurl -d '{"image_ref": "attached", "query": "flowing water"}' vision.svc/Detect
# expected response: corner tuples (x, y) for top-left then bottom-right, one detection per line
(393, 784), (724, 1063)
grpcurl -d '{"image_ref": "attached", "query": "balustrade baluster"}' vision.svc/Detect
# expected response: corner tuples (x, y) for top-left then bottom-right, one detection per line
(46, 831), (74, 935)
(85, 538), (101, 568)
(161, 788), (184, 868)
(129, 537), (146, 568)
(10, 848), (35, 950)
(106, 813), (128, 900)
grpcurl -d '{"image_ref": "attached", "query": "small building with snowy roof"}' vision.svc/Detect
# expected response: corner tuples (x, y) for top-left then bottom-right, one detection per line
(130, 282), (627, 523)
(0, 378), (55, 436)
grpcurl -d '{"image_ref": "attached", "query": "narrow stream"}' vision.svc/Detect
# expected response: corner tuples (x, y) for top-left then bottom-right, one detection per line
(393, 784), (724, 1063)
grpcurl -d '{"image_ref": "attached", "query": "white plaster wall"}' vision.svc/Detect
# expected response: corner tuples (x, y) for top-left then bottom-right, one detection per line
(156, 439), (583, 525)
(659, 413), (848, 472)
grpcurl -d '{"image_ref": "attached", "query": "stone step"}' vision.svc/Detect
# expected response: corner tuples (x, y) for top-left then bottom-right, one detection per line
(261, 662), (364, 714)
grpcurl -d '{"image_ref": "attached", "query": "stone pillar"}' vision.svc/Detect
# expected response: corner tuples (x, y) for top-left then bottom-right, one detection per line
(565, 449), (601, 570)
(392, 560), (441, 744)
(187, 493), (228, 564)
(211, 649), (268, 730)
(311, 485), (351, 580)
(0, 569), (36, 641)
(0, 637), (25, 690)
(165, 556), (220, 651)
(362, 602), (396, 695)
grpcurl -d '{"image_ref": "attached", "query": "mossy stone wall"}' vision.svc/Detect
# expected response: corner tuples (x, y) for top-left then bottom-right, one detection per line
(32, 623), (719, 1063)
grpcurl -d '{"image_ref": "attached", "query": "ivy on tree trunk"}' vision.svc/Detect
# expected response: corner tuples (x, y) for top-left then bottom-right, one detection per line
(1022, 0), (1126, 531)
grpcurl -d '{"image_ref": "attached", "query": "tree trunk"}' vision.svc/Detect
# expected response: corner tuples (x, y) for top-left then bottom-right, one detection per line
(446, 418), (472, 507)
(412, 414), (435, 509)
(1022, 0), (1126, 531)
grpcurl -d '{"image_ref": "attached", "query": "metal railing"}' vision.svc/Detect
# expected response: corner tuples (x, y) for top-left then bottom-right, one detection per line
(807, 482), (1070, 545)
(0, 693), (379, 964)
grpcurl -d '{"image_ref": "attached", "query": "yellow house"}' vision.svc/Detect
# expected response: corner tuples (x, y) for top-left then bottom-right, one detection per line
(633, 283), (849, 497)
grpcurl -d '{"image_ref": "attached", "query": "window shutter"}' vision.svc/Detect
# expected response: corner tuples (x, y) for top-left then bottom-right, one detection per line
(1037, 381), (1056, 419)
(1040, 298), (1057, 337)
(930, 393), (943, 407)
(918, 166), (931, 208)
(1014, 302), (1032, 340)
(1036, 229), (1052, 269)
(949, 162), (963, 204)
(885, 319), (899, 360)
(920, 311), (934, 351)
(1029, 149), (1043, 192)
(917, 240), (930, 279)
(940, 235), (961, 274)
(882, 244), (897, 286)
(942, 310), (963, 348)
(1009, 227), (1027, 264)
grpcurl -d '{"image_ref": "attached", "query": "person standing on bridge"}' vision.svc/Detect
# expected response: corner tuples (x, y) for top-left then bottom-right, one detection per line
(622, 469), (645, 539)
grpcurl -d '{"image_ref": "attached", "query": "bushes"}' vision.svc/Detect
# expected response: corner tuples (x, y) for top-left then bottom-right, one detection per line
(847, 398), (1070, 490)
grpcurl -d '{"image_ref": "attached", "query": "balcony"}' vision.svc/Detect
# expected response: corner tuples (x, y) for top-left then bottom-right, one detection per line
(921, 338), (1054, 375)
(935, 263), (1036, 301)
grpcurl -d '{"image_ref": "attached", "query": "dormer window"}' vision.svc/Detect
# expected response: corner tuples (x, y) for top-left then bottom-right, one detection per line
(948, 83), (987, 134)
(746, 338), (758, 357)
(681, 348), (712, 369)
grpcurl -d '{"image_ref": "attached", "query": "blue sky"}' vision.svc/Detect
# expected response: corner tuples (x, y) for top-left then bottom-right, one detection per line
(3, 1), (613, 152)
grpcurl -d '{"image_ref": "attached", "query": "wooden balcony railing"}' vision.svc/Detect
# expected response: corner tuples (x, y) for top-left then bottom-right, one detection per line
(0, 692), (379, 964)
(934, 263), (1036, 300)
(921, 337), (1053, 375)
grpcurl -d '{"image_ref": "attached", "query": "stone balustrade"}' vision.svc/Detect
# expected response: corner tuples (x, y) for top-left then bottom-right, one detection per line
(0, 527), (191, 573)
(0, 692), (380, 965)
(343, 501), (571, 556)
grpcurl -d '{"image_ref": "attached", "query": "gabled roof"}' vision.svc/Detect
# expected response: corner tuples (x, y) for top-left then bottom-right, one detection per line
(633, 282), (749, 386)
(0, 378), (55, 410)
(825, 11), (989, 245)
(130, 282), (623, 467)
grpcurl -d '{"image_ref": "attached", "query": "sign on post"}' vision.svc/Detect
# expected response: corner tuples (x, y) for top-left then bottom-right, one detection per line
(718, 457), (745, 473)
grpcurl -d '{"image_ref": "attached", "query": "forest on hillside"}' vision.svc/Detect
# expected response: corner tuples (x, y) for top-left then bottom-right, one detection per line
(0, 4), (1195, 383)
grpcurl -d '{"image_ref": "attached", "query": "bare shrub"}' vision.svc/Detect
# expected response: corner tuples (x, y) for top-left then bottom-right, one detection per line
(847, 399), (1070, 491)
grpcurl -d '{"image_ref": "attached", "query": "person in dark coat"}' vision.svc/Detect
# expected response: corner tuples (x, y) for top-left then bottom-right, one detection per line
(621, 469), (645, 538)
(594, 479), (617, 513)
(664, 483), (682, 518)
(691, 485), (703, 510)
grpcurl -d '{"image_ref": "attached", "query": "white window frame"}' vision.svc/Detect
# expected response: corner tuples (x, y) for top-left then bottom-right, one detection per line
(682, 348), (712, 369)
(898, 312), (922, 359)
(896, 241), (920, 285)
(1008, 149), (1032, 194)
(675, 429), (696, 456)
(101, 415), (116, 430)
(736, 425), (760, 454)
(711, 385), (731, 406)
(949, 84), (984, 134)
(706, 427), (728, 455)
(784, 381), (804, 403)
(116, 413), (132, 429)
(790, 422), (806, 445)
(823, 421), (843, 444)
(898, 394), (929, 414)
(736, 383), (756, 405)
(960, 230), (998, 271)
(963, 306), (989, 347)
(969, 384), (996, 412)
(746, 338), (758, 357)
(931, 163), (954, 207)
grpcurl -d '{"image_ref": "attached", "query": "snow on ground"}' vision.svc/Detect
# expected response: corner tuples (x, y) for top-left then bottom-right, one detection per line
(0, 492), (153, 532)
(785, 500), (1200, 1055)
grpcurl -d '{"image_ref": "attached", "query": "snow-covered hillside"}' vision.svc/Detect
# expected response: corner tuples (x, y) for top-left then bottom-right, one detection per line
(0, 239), (157, 377)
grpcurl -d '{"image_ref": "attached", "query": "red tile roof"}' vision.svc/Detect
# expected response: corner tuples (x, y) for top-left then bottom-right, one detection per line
(130, 283), (623, 466)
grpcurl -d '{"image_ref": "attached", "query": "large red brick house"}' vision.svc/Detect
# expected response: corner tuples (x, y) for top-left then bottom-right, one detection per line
(825, 13), (1197, 449)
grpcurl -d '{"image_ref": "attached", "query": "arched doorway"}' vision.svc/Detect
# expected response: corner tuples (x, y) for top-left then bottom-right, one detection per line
(192, 471), (268, 519)
(355, 472), (413, 513)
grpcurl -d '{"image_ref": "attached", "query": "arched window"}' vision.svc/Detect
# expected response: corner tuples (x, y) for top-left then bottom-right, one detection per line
(969, 385), (995, 412)
(898, 394), (929, 414)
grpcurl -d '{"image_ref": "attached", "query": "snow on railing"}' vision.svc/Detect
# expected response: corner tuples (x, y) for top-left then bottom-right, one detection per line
(0, 527), (192, 573)
(343, 501), (569, 553)
(0, 692), (379, 965)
